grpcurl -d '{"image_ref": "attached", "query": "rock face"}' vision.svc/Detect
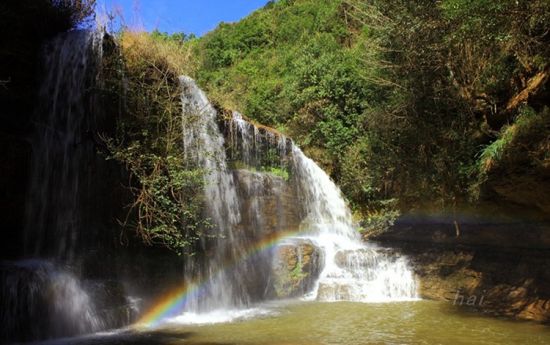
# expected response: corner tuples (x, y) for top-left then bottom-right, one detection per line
(271, 240), (321, 298)
(408, 246), (550, 322)
(234, 169), (303, 235)
(316, 282), (353, 301)
(0, 135), (31, 259)
(371, 217), (550, 322)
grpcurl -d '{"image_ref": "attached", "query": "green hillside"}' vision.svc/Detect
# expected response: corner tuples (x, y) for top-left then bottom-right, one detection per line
(191, 0), (549, 220)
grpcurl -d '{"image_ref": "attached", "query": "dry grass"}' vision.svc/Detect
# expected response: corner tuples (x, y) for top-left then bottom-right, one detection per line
(118, 31), (252, 120)
(119, 30), (196, 78)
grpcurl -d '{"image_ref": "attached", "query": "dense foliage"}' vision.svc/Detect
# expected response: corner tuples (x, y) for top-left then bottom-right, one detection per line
(193, 0), (549, 219)
(3, 0), (548, 253)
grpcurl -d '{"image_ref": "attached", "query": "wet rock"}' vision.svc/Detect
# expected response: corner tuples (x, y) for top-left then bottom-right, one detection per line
(87, 280), (141, 328)
(334, 248), (398, 269)
(518, 300), (550, 322)
(271, 239), (322, 298)
(233, 169), (303, 235)
(372, 214), (550, 249)
(367, 214), (550, 322)
(316, 282), (352, 301)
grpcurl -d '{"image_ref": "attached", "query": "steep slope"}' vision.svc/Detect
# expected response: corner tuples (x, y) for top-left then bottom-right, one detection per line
(193, 0), (550, 222)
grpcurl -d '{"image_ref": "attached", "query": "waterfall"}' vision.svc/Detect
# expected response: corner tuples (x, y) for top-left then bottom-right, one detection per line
(179, 76), (273, 312)
(24, 29), (104, 260)
(229, 90), (417, 303)
(180, 76), (241, 235)
(0, 29), (135, 343)
(177, 77), (417, 320)
(290, 147), (418, 302)
(180, 74), (242, 311)
(0, 260), (104, 343)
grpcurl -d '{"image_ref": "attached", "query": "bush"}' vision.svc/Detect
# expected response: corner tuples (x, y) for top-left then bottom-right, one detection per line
(478, 106), (550, 175)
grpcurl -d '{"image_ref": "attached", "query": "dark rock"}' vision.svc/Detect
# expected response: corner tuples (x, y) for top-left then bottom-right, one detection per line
(372, 214), (550, 249)
(371, 217), (550, 322)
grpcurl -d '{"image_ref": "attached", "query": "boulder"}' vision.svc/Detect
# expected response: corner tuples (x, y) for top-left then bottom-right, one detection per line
(271, 239), (322, 298)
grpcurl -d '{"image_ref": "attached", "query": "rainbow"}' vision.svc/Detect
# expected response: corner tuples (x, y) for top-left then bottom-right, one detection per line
(134, 228), (302, 328)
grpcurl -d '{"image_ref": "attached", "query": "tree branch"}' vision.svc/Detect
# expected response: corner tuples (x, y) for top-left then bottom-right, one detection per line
(504, 65), (549, 113)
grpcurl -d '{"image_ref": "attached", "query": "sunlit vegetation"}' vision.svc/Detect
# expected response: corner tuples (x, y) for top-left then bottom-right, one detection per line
(11, 0), (547, 249)
(76, 0), (550, 244)
(191, 0), (549, 220)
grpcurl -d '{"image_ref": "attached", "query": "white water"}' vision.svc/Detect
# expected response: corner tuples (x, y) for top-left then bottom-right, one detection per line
(0, 260), (104, 340)
(230, 109), (417, 303)
(180, 76), (241, 233)
(1, 30), (117, 343)
(231, 111), (258, 167)
(179, 77), (263, 312)
(4, 30), (145, 343)
(175, 77), (417, 325)
(168, 307), (274, 325)
(290, 147), (418, 303)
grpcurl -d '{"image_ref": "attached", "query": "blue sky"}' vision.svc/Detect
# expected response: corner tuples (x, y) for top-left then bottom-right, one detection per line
(97, 0), (269, 36)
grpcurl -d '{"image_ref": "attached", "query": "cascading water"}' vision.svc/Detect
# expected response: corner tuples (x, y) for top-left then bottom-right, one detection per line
(232, 112), (416, 302)
(180, 76), (241, 235)
(179, 76), (275, 313)
(230, 93), (417, 304)
(3, 27), (414, 343)
(25, 29), (103, 260)
(0, 30), (128, 344)
(175, 77), (417, 323)
(289, 147), (418, 302)
(0, 260), (104, 342)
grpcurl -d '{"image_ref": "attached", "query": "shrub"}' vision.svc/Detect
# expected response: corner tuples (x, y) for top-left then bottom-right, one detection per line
(478, 106), (550, 175)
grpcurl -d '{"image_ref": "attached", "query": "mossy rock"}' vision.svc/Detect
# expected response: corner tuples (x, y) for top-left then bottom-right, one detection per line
(271, 239), (322, 298)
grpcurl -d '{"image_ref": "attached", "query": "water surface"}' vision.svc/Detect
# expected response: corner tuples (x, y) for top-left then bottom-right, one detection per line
(68, 301), (550, 345)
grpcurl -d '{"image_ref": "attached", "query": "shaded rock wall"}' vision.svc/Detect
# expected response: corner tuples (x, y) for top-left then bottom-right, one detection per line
(233, 169), (310, 299)
(374, 216), (550, 249)
(371, 217), (550, 322)
(0, 135), (31, 259)
(405, 245), (550, 322)
(0, 31), (191, 342)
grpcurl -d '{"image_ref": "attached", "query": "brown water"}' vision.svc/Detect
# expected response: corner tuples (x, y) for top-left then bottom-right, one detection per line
(66, 300), (550, 345)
